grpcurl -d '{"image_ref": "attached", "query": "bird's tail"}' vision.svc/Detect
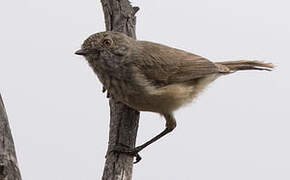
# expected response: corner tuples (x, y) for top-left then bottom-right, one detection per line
(215, 60), (274, 73)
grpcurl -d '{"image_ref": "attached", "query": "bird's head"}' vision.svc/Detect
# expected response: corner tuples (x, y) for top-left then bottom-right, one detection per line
(75, 31), (133, 63)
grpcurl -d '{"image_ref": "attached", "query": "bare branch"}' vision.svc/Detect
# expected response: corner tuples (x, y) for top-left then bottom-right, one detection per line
(0, 94), (22, 180)
(100, 0), (140, 180)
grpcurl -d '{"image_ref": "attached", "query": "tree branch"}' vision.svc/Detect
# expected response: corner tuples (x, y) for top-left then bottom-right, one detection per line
(100, 1), (140, 180)
(0, 94), (22, 180)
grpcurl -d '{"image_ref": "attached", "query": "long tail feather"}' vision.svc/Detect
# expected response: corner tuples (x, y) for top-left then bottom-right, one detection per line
(215, 60), (274, 73)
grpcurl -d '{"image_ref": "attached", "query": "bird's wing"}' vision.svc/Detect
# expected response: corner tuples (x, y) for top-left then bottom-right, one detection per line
(131, 41), (219, 85)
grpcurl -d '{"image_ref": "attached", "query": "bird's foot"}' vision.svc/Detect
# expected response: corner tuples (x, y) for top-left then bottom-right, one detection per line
(110, 143), (143, 164)
(106, 91), (111, 98)
(102, 86), (106, 93)
(102, 87), (111, 98)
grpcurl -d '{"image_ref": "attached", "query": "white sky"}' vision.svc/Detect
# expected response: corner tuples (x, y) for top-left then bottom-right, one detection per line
(0, 0), (289, 179)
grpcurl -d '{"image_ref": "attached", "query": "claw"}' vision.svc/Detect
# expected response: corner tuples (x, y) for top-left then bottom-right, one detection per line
(102, 87), (106, 93)
(133, 153), (142, 164)
(102, 87), (111, 98)
(106, 91), (111, 98)
(110, 144), (143, 164)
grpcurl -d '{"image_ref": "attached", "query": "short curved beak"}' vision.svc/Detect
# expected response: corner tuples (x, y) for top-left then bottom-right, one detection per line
(75, 49), (87, 56)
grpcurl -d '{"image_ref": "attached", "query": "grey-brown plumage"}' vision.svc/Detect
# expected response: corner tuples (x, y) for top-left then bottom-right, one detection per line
(75, 31), (274, 163)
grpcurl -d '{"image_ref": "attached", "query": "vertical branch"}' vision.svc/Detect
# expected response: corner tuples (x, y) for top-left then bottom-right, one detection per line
(0, 94), (22, 180)
(100, 0), (140, 180)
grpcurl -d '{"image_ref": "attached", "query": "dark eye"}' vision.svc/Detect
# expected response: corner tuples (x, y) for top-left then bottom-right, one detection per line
(102, 39), (113, 47)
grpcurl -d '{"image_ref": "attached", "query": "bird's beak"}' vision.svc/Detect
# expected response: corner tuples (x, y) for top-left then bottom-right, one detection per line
(75, 49), (87, 56)
(75, 48), (100, 56)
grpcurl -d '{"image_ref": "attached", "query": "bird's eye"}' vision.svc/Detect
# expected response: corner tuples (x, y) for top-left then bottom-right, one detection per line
(102, 39), (113, 47)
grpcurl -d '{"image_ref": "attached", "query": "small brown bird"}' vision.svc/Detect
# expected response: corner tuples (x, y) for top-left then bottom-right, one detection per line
(75, 31), (273, 163)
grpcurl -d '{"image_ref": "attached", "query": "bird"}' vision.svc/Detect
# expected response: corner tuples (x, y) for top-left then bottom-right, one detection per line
(75, 31), (274, 163)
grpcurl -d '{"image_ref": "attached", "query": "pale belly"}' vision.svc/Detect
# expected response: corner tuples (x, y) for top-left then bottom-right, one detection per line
(124, 74), (219, 113)
(95, 64), (219, 114)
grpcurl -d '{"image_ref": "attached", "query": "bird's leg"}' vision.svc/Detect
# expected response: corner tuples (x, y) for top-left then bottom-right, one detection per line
(111, 113), (176, 163)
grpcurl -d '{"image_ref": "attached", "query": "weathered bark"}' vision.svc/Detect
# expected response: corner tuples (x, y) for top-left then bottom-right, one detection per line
(0, 94), (22, 180)
(101, 1), (140, 180)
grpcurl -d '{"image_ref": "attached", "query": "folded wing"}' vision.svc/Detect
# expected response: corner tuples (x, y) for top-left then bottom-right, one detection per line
(131, 41), (219, 85)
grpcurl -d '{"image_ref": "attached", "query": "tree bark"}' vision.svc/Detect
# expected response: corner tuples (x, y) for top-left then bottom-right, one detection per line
(0, 94), (22, 180)
(100, 1), (140, 180)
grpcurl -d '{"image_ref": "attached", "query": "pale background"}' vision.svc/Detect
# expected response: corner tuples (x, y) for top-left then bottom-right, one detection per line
(0, 0), (289, 179)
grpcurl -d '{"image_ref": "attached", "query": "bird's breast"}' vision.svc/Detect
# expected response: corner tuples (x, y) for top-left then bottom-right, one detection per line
(90, 64), (141, 103)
